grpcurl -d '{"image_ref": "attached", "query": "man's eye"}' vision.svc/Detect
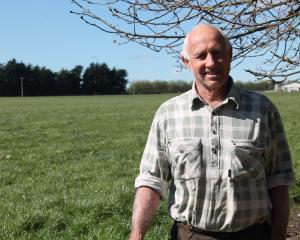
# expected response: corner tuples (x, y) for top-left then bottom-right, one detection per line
(196, 54), (207, 60)
(213, 51), (223, 58)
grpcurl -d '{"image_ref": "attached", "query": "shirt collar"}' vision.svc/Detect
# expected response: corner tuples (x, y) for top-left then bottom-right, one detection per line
(189, 76), (240, 110)
(224, 77), (240, 110)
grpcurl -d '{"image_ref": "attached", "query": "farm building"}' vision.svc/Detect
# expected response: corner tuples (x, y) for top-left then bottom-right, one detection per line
(274, 82), (300, 92)
(282, 82), (300, 92)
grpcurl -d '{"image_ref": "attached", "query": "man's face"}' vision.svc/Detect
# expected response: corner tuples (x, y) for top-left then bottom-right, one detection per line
(182, 27), (232, 91)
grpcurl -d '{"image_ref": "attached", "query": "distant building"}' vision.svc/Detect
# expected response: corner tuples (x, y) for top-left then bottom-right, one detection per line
(282, 82), (300, 92)
(274, 81), (300, 92)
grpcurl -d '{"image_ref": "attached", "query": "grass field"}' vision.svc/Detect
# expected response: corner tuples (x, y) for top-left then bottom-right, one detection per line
(0, 93), (299, 239)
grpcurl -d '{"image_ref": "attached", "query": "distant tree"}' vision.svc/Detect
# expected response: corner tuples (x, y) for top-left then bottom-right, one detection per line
(167, 80), (192, 93)
(128, 80), (192, 94)
(82, 62), (127, 94)
(152, 81), (169, 94)
(235, 80), (272, 91)
(22, 64), (38, 96)
(37, 67), (57, 96)
(30, 65), (44, 95)
(71, 0), (300, 83)
(56, 65), (83, 95)
(0, 64), (6, 96)
(71, 65), (83, 94)
(82, 63), (103, 94)
(2, 59), (27, 96)
(0, 60), (58, 96)
(97, 63), (111, 94)
(128, 81), (155, 94)
(111, 68), (128, 94)
(57, 69), (73, 95)
(0, 59), (127, 96)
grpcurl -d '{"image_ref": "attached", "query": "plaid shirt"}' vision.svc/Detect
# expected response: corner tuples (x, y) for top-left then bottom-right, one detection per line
(135, 78), (295, 232)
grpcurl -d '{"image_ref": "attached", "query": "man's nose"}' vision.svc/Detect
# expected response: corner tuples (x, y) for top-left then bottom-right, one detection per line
(205, 54), (216, 68)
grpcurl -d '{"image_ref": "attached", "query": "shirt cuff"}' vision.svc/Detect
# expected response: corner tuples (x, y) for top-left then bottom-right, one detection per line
(267, 174), (296, 189)
(134, 174), (169, 199)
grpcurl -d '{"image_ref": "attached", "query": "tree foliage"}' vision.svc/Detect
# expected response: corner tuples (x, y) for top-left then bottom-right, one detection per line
(127, 79), (272, 94)
(0, 59), (127, 96)
(70, 0), (300, 82)
(82, 62), (128, 94)
(128, 80), (192, 94)
(235, 80), (273, 91)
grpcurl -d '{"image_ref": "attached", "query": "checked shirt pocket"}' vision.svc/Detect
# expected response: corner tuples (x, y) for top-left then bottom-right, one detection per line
(230, 140), (266, 182)
(167, 138), (203, 180)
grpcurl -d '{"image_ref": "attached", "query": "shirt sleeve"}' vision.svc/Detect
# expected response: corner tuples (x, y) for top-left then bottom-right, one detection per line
(134, 106), (170, 199)
(265, 103), (296, 189)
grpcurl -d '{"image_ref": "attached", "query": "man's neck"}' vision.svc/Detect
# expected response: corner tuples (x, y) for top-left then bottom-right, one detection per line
(195, 82), (229, 108)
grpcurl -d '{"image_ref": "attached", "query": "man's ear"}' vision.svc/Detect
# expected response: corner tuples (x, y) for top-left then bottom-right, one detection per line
(181, 55), (189, 68)
(228, 46), (233, 62)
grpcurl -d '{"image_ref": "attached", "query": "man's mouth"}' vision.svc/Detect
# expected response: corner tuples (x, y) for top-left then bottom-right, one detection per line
(205, 71), (220, 76)
(205, 69), (220, 75)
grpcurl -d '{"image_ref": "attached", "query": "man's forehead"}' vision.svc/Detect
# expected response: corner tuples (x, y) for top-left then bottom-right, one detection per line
(189, 38), (224, 52)
(189, 30), (225, 44)
(188, 30), (226, 48)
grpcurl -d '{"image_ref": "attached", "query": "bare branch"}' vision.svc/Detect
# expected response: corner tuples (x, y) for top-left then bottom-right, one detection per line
(70, 0), (300, 82)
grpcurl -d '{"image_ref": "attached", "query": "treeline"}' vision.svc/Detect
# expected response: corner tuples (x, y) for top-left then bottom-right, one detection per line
(128, 80), (192, 94)
(235, 80), (273, 91)
(0, 59), (273, 96)
(127, 79), (273, 94)
(0, 59), (128, 96)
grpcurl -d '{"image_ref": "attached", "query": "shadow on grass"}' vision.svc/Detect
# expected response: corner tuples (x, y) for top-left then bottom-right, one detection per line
(18, 213), (48, 234)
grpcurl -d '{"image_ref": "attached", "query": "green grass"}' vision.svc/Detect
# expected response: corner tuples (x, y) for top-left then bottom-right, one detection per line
(265, 92), (300, 202)
(0, 93), (299, 239)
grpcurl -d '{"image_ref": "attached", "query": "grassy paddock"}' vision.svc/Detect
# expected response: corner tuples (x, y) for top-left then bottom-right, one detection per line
(265, 92), (300, 201)
(0, 92), (299, 239)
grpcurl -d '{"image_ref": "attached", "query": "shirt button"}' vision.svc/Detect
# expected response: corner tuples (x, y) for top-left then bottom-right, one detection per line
(212, 129), (217, 135)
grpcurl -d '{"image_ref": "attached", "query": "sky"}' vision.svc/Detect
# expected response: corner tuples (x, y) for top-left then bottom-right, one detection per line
(0, 0), (258, 83)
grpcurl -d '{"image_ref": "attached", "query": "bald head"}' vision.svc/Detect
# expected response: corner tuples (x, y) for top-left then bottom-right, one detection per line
(181, 24), (232, 60)
(180, 24), (232, 93)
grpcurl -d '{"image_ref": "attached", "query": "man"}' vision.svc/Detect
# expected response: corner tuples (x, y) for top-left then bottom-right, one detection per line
(129, 24), (295, 240)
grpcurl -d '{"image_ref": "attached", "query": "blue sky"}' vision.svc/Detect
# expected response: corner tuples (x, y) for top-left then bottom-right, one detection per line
(0, 0), (257, 82)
